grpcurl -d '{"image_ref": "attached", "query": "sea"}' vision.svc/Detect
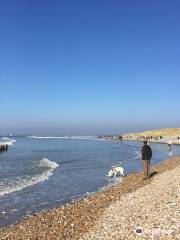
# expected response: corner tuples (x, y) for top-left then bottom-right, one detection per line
(0, 135), (180, 228)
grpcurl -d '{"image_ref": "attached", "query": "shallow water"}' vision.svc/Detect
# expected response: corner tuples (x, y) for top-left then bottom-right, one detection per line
(0, 136), (180, 227)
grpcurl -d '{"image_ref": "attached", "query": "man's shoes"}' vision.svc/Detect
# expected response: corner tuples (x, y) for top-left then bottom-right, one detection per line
(143, 176), (150, 180)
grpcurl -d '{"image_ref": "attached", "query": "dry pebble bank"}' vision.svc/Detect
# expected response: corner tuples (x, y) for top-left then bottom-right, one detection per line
(81, 162), (180, 240)
(0, 157), (180, 240)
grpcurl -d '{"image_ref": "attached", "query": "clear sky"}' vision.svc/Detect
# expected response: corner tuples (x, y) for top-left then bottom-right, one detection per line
(0, 0), (180, 135)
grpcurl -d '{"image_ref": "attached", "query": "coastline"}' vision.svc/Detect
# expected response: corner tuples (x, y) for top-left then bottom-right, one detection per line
(100, 136), (180, 145)
(0, 156), (180, 240)
(123, 138), (180, 145)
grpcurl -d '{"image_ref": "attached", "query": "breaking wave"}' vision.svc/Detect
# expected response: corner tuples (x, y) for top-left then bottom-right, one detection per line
(0, 137), (16, 146)
(135, 150), (141, 159)
(0, 158), (59, 196)
(28, 136), (97, 140)
(128, 150), (141, 161)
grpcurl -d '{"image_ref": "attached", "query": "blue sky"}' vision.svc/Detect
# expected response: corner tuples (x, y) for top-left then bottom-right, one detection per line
(0, 0), (180, 135)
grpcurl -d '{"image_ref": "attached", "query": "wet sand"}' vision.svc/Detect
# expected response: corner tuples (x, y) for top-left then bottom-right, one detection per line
(0, 156), (180, 240)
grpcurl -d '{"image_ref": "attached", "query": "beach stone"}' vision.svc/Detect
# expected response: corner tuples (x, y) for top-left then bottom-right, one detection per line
(81, 163), (180, 240)
(0, 157), (180, 240)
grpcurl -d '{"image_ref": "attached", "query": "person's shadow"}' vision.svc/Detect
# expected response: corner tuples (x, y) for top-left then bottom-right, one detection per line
(149, 171), (158, 178)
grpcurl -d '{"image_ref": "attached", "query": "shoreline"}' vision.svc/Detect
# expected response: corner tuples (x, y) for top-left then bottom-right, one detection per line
(0, 156), (180, 239)
(122, 138), (180, 145)
(81, 157), (180, 239)
(100, 136), (180, 145)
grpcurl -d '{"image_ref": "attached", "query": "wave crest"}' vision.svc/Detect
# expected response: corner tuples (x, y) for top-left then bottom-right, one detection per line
(0, 137), (16, 146)
(28, 136), (97, 140)
(0, 158), (59, 196)
(38, 158), (59, 169)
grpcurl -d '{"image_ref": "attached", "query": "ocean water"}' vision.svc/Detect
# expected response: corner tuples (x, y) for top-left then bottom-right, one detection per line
(0, 136), (180, 228)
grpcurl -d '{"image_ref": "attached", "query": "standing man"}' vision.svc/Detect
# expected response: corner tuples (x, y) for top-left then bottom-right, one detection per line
(168, 142), (173, 156)
(141, 141), (152, 179)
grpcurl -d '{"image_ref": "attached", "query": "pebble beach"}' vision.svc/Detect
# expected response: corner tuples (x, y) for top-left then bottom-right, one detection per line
(0, 156), (180, 240)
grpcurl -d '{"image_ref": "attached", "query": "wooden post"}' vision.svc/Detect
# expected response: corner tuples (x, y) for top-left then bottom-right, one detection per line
(0, 144), (8, 151)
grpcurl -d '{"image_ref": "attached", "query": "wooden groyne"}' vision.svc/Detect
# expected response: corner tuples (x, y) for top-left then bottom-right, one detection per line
(0, 143), (8, 152)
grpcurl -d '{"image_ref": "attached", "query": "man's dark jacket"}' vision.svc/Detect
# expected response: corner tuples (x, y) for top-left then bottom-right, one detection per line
(141, 145), (152, 160)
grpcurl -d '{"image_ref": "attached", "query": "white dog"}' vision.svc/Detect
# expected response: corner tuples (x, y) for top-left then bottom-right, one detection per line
(107, 166), (125, 178)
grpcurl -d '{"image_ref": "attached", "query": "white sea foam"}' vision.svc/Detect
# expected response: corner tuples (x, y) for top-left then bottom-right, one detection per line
(0, 141), (13, 146)
(38, 158), (59, 169)
(135, 150), (141, 158)
(28, 136), (65, 139)
(28, 136), (97, 140)
(0, 137), (16, 146)
(0, 158), (59, 196)
(128, 150), (141, 161)
(2, 137), (16, 142)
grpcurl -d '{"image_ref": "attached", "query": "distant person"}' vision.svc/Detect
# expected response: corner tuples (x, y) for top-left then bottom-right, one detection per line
(141, 141), (152, 179)
(119, 136), (122, 141)
(168, 142), (173, 156)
